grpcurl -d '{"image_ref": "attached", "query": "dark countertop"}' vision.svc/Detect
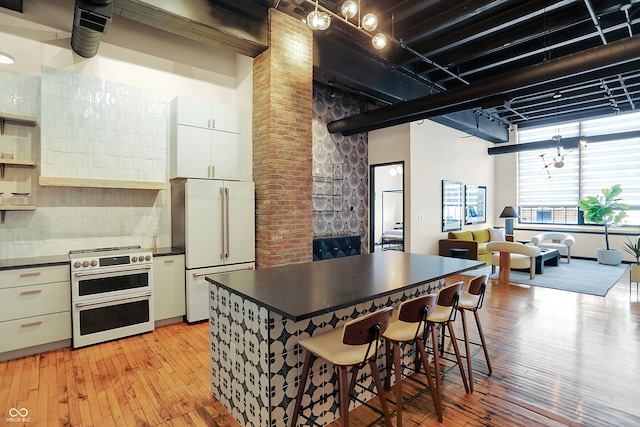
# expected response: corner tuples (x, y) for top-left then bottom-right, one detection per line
(0, 247), (184, 271)
(0, 254), (70, 271)
(205, 251), (484, 321)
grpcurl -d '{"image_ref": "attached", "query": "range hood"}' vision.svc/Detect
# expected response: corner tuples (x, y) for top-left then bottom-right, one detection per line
(71, 0), (113, 58)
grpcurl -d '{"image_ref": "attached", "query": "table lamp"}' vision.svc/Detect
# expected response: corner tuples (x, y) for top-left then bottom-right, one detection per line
(500, 206), (519, 235)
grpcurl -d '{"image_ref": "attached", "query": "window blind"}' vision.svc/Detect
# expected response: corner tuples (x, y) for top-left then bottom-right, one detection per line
(517, 111), (640, 226)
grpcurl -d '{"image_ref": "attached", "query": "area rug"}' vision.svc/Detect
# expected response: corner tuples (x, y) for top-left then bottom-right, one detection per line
(462, 258), (627, 296)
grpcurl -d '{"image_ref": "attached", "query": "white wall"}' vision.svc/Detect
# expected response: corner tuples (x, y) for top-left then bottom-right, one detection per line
(369, 120), (495, 255)
(0, 9), (252, 258)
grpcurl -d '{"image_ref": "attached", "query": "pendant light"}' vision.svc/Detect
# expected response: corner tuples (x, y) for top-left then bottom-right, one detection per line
(306, 0), (331, 31)
(305, 0), (387, 49)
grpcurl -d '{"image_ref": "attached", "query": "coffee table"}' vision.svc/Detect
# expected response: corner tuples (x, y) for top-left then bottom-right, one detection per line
(535, 248), (560, 274)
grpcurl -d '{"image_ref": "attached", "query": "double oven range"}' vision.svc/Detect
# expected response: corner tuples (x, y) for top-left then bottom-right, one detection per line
(69, 246), (154, 348)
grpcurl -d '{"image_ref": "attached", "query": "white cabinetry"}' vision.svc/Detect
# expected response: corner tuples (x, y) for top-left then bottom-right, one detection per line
(0, 265), (71, 360)
(153, 254), (186, 324)
(170, 96), (245, 181)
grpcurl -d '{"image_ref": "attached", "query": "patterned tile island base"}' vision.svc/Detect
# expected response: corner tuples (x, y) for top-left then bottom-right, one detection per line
(209, 278), (446, 427)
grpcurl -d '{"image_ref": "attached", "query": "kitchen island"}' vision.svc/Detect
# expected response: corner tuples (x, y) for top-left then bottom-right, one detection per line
(205, 251), (483, 427)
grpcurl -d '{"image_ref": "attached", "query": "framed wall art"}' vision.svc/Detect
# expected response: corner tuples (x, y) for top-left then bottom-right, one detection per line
(465, 185), (487, 225)
(442, 180), (463, 232)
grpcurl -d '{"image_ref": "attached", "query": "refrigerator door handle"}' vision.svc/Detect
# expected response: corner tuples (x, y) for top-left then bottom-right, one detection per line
(220, 187), (226, 259)
(224, 187), (230, 258)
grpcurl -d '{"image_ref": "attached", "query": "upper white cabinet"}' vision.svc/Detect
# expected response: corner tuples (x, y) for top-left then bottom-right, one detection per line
(170, 97), (245, 181)
(173, 96), (241, 134)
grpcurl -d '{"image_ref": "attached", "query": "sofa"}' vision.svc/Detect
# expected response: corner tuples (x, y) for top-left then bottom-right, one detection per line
(439, 228), (513, 264)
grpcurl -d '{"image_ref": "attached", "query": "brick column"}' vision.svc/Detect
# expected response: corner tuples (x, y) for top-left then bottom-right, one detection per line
(253, 9), (313, 268)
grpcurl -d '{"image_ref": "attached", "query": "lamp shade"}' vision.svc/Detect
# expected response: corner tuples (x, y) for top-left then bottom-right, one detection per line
(499, 206), (519, 218)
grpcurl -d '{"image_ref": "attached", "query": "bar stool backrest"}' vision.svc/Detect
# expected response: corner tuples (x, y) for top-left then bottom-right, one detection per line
(342, 306), (393, 346)
(467, 274), (488, 296)
(436, 281), (464, 322)
(398, 294), (437, 323)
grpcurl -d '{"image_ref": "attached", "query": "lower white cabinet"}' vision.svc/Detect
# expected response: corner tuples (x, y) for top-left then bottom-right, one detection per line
(0, 265), (71, 356)
(153, 254), (186, 322)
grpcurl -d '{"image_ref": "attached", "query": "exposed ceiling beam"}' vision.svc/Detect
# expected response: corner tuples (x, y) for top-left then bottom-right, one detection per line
(0, 0), (22, 13)
(327, 35), (640, 136)
(487, 130), (640, 154)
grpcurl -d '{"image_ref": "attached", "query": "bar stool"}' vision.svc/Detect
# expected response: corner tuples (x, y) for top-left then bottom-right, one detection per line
(458, 274), (492, 393)
(382, 294), (443, 426)
(289, 307), (393, 427)
(427, 281), (470, 393)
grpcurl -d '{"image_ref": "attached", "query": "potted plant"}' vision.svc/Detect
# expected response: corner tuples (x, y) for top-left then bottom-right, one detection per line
(623, 228), (640, 282)
(578, 184), (629, 265)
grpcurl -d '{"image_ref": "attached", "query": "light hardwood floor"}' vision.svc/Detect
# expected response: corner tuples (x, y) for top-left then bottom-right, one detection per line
(1, 266), (639, 426)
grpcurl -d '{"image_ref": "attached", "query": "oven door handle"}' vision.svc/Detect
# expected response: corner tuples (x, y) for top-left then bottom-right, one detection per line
(74, 266), (151, 278)
(75, 291), (153, 308)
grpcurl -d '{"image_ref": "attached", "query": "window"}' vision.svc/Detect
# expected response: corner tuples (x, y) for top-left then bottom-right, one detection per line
(518, 112), (640, 226)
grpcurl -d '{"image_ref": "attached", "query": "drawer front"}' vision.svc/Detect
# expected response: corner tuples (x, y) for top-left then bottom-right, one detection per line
(0, 265), (70, 290)
(0, 312), (72, 353)
(0, 281), (71, 322)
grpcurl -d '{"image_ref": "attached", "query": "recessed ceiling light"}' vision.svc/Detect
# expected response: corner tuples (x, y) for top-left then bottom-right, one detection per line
(0, 51), (15, 65)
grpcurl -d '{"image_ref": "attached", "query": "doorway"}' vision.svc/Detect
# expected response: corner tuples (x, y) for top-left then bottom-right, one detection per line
(370, 162), (405, 253)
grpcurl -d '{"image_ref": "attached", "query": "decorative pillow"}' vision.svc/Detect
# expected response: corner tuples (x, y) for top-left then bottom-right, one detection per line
(489, 227), (506, 241)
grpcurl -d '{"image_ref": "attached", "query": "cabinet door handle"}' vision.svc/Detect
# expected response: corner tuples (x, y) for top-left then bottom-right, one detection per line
(21, 321), (42, 328)
(211, 118), (215, 129)
(163, 259), (175, 264)
(20, 271), (41, 278)
(210, 165), (215, 178)
(20, 289), (42, 296)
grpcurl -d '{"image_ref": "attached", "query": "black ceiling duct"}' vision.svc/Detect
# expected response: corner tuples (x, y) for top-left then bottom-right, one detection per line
(71, 0), (113, 58)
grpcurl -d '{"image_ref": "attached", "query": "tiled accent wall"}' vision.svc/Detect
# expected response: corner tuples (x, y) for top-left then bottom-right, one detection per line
(209, 279), (446, 427)
(253, 9), (313, 268)
(312, 83), (373, 252)
(0, 69), (171, 259)
(40, 67), (167, 182)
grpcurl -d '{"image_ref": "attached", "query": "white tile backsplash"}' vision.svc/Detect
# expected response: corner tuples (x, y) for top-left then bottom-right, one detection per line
(40, 67), (167, 183)
(0, 68), (171, 260)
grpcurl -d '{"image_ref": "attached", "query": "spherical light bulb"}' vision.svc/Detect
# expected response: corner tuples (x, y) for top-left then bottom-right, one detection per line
(341, 1), (357, 19)
(372, 33), (387, 49)
(307, 10), (331, 31)
(389, 168), (397, 177)
(361, 13), (378, 31)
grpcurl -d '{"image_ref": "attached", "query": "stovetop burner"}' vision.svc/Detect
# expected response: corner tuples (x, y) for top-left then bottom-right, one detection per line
(69, 245), (141, 255)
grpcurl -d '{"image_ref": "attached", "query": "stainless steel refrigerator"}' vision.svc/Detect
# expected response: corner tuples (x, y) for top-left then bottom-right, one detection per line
(171, 178), (255, 322)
